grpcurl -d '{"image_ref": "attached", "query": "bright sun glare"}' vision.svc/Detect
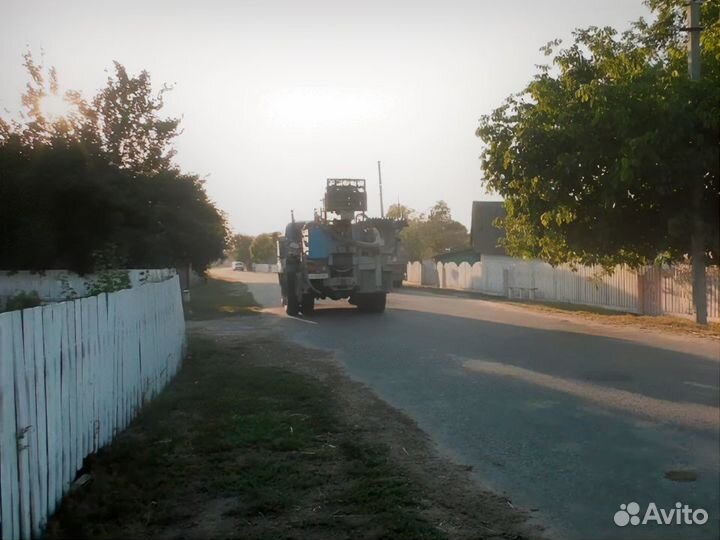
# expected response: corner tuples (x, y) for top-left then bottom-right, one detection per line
(264, 86), (388, 134)
(40, 93), (72, 120)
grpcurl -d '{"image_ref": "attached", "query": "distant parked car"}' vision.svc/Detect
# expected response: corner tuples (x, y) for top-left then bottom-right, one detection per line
(232, 261), (246, 271)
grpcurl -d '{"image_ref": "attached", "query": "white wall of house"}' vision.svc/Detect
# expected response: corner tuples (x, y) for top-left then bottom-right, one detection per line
(0, 269), (176, 308)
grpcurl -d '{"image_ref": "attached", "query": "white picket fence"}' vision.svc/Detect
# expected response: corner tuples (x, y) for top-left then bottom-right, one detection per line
(0, 269), (176, 309)
(0, 276), (185, 540)
(251, 263), (279, 273)
(407, 256), (720, 320)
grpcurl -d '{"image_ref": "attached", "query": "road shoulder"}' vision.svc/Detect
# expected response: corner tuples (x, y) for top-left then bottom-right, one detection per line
(400, 283), (720, 344)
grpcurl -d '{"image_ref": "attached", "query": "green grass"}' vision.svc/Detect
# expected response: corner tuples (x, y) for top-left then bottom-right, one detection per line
(506, 300), (720, 338)
(185, 277), (259, 319)
(46, 336), (445, 539)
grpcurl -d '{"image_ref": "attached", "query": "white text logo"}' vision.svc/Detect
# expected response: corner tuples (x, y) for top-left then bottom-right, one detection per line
(614, 502), (708, 527)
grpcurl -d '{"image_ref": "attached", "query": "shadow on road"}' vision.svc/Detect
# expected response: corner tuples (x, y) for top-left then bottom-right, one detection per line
(284, 303), (720, 412)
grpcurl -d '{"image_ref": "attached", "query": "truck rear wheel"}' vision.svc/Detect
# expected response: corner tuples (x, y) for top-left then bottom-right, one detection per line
(301, 293), (315, 315)
(286, 273), (300, 316)
(356, 293), (386, 313)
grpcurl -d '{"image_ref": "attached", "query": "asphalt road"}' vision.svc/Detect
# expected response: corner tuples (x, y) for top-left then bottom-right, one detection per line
(214, 268), (720, 540)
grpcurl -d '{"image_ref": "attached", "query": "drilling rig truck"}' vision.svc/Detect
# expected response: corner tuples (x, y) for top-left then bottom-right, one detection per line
(277, 178), (400, 315)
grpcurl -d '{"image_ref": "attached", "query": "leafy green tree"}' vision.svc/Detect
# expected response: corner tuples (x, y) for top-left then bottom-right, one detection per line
(0, 136), (228, 273)
(134, 171), (229, 271)
(428, 200), (452, 222)
(476, 1), (718, 274)
(0, 53), (228, 274)
(399, 222), (427, 262)
(399, 201), (468, 261)
(386, 203), (416, 221)
(250, 233), (276, 263)
(0, 52), (76, 145)
(230, 234), (254, 265)
(93, 62), (180, 175)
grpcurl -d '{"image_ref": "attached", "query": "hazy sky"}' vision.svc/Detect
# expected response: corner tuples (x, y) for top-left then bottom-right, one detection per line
(2, 0), (650, 235)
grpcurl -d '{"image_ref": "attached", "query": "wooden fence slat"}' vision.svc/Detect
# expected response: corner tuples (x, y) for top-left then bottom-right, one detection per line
(1, 314), (20, 540)
(19, 309), (41, 538)
(50, 304), (62, 509)
(79, 299), (88, 466)
(10, 311), (31, 539)
(42, 305), (60, 515)
(31, 307), (49, 533)
(86, 296), (96, 455)
(118, 293), (127, 432)
(86, 296), (97, 454)
(73, 300), (82, 473)
(42, 305), (55, 517)
(61, 302), (74, 495)
(107, 293), (117, 442)
(96, 295), (107, 449)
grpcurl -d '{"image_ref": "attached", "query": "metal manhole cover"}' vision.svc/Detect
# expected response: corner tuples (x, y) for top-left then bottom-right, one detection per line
(664, 469), (698, 482)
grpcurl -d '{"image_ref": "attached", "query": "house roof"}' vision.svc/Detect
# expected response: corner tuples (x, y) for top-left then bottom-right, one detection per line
(470, 201), (507, 256)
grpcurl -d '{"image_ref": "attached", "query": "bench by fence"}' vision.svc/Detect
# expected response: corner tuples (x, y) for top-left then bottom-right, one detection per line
(0, 276), (185, 540)
(507, 286), (538, 301)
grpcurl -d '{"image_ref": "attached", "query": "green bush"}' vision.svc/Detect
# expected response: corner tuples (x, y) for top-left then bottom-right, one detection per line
(2, 290), (41, 313)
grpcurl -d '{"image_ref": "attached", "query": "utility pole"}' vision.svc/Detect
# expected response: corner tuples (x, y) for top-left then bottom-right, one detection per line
(686, 0), (707, 324)
(377, 160), (385, 218)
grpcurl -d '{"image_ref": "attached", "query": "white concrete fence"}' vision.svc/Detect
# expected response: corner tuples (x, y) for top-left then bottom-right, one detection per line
(0, 276), (186, 540)
(407, 256), (720, 320)
(0, 269), (176, 309)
